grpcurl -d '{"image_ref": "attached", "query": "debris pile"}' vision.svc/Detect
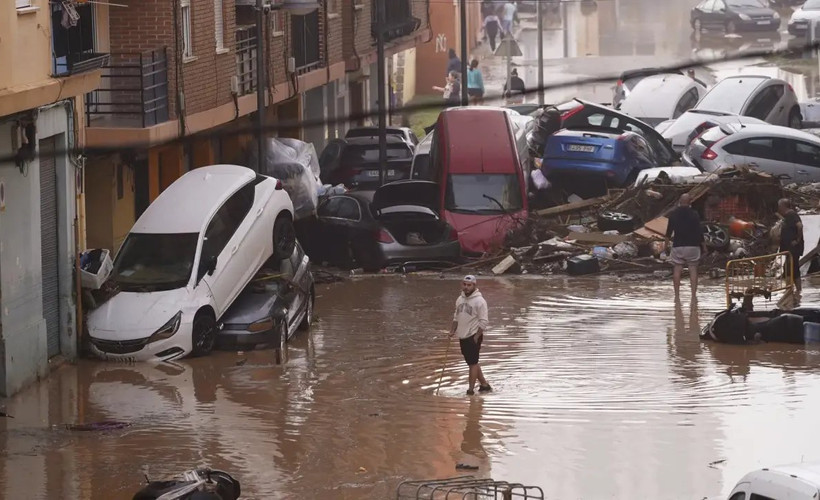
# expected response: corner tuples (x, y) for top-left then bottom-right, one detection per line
(467, 166), (820, 277)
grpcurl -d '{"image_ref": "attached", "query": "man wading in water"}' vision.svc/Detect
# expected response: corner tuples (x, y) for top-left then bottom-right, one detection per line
(450, 275), (491, 396)
(666, 193), (706, 299)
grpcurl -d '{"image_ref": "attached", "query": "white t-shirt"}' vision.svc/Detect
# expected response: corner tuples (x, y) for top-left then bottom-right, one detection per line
(502, 2), (516, 21)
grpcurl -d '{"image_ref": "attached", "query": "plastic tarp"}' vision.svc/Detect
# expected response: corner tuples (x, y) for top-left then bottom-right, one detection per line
(247, 138), (321, 220)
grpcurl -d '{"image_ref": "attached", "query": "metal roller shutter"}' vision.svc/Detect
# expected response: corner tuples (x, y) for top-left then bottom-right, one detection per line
(39, 137), (61, 358)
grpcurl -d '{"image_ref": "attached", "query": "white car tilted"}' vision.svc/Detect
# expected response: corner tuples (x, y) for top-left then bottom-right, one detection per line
(87, 165), (296, 362)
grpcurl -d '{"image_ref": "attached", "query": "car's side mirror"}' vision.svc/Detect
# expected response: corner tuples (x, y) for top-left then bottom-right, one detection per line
(206, 255), (218, 276)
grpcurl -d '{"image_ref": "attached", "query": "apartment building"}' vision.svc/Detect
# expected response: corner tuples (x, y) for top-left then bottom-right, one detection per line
(0, 0), (104, 396)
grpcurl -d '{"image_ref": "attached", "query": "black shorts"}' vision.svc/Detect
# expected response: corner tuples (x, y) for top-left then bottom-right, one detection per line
(468, 88), (484, 98)
(459, 334), (483, 366)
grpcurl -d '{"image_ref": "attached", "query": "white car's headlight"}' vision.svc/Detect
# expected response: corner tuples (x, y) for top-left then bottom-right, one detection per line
(149, 311), (182, 342)
(738, 13), (751, 21)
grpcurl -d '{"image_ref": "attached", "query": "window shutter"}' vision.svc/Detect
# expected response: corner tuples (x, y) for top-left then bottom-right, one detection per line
(16, 0), (31, 8)
(214, 0), (225, 50)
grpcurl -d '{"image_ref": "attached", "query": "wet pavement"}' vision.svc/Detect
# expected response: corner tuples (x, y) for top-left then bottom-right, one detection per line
(3, 275), (820, 499)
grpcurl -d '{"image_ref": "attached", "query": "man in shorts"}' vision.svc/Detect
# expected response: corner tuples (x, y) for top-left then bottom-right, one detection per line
(450, 275), (491, 396)
(666, 194), (706, 298)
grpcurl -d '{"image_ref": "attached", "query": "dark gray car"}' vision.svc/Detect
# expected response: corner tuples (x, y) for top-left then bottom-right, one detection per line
(216, 243), (314, 350)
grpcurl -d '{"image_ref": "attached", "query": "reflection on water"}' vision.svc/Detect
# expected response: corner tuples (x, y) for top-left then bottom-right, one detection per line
(3, 277), (820, 498)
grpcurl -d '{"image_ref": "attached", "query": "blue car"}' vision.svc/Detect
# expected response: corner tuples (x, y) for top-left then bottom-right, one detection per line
(541, 128), (659, 197)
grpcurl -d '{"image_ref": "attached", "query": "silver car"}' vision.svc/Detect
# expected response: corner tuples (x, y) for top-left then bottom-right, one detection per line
(619, 74), (707, 127)
(683, 123), (820, 182)
(693, 75), (802, 128)
(788, 0), (820, 36)
(657, 109), (768, 153)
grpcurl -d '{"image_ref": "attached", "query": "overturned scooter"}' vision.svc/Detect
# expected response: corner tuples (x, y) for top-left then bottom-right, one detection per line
(132, 469), (240, 500)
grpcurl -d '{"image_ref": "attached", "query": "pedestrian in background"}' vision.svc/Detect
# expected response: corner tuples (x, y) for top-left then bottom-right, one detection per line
(501, 1), (517, 37)
(778, 198), (804, 293)
(433, 71), (461, 108)
(446, 49), (461, 77)
(450, 275), (491, 396)
(467, 60), (485, 105)
(503, 68), (526, 103)
(483, 12), (501, 52)
(665, 193), (706, 299)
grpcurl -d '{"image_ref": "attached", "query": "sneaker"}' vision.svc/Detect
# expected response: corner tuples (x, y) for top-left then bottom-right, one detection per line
(478, 385), (492, 393)
(466, 389), (475, 396)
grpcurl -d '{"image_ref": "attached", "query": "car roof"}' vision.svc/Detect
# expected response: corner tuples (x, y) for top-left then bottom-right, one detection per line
(344, 135), (407, 145)
(620, 75), (700, 118)
(737, 463), (820, 494)
(619, 68), (683, 80)
(723, 123), (820, 142)
(131, 165), (255, 234)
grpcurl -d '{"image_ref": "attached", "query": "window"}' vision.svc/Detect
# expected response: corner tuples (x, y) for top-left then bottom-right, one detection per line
(728, 493), (745, 500)
(674, 88), (701, 118)
(792, 140), (820, 167)
(749, 494), (775, 500)
(214, 0), (225, 52)
(181, 0), (193, 59)
(16, 0), (31, 8)
(746, 86), (784, 120)
(318, 196), (362, 220)
(339, 144), (413, 164)
(200, 183), (255, 269)
(723, 137), (787, 162)
(445, 174), (524, 214)
(271, 11), (285, 36)
(327, 0), (339, 13)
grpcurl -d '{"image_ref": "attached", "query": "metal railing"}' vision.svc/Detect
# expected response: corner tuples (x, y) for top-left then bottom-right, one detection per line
(235, 26), (258, 95)
(372, 0), (420, 41)
(85, 48), (170, 128)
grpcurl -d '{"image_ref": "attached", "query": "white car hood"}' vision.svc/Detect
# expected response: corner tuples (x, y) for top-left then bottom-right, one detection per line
(88, 287), (190, 340)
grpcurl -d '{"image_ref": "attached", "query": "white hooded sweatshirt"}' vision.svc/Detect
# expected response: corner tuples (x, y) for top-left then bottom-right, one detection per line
(453, 290), (489, 339)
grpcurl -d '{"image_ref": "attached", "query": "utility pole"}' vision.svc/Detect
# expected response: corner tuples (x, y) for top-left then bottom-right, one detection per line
(459, 0), (468, 106)
(255, 0), (266, 174)
(376, 0), (387, 186)
(537, 0), (544, 105)
(562, 0), (569, 59)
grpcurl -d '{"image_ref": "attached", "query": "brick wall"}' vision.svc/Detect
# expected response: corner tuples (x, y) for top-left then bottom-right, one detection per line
(109, 0), (237, 121)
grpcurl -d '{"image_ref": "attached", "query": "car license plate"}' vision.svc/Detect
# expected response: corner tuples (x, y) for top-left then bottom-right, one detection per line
(756, 20), (769, 25)
(568, 144), (596, 153)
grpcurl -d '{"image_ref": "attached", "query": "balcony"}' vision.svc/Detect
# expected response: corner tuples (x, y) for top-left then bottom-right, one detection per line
(291, 11), (323, 74)
(85, 48), (170, 129)
(235, 26), (258, 96)
(52, 1), (109, 76)
(372, 0), (420, 42)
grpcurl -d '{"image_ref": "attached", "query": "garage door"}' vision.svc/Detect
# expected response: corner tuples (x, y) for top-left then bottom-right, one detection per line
(39, 137), (61, 358)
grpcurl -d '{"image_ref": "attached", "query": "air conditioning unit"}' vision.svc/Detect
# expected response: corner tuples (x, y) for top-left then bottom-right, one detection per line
(287, 57), (296, 73)
(230, 75), (240, 94)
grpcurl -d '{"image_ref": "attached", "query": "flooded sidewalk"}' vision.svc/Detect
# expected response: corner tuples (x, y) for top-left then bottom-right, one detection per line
(3, 275), (820, 499)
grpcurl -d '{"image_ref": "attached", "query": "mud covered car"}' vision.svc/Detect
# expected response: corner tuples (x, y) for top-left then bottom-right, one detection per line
(216, 243), (314, 350)
(300, 180), (462, 271)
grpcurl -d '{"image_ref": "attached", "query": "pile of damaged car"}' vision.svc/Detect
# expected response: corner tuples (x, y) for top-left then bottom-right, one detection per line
(82, 164), (313, 362)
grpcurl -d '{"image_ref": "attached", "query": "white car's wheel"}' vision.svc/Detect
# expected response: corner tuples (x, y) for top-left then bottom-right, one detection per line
(273, 215), (296, 261)
(191, 312), (217, 357)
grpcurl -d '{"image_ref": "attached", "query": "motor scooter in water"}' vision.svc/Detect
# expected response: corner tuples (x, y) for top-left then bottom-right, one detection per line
(132, 469), (241, 500)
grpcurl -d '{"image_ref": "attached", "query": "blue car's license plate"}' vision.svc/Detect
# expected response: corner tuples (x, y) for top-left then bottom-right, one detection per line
(568, 144), (596, 153)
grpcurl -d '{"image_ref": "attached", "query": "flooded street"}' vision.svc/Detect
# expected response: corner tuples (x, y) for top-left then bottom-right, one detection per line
(4, 276), (820, 499)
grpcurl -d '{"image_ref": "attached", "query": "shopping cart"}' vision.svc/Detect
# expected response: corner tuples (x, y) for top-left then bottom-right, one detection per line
(724, 250), (794, 309)
(396, 475), (545, 500)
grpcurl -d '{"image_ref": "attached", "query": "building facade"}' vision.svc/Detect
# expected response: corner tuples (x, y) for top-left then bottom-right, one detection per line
(0, 0), (103, 396)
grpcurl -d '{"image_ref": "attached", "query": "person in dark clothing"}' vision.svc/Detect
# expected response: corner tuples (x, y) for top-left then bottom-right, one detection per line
(483, 13), (501, 52)
(503, 69), (526, 103)
(778, 198), (804, 292)
(665, 193), (706, 298)
(432, 71), (461, 108)
(446, 49), (461, 77)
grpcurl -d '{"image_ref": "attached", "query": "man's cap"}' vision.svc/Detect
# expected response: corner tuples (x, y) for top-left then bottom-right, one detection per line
(463, 275), (477, 284)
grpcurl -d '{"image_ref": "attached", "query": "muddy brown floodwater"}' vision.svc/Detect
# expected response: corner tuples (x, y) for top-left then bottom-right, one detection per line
(3, 275), (820, 499)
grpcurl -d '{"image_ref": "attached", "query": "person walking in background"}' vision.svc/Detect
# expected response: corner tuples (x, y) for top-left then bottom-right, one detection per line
(433, 71), (462, 108)
(665, 193), (706, 299)
(467, 60), (485, 105)
(501, 1), (517, 37)
(450, 275), (491, 396)
(446, 49), (461, 77)
(778, 198), (804, 293)
(483, 12), (501, 52)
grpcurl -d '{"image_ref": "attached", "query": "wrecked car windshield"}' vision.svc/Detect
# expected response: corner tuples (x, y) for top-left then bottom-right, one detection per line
(696, 78), (765, 114)
(111, 233), (199, 291)
(340, 144), (412, 164)
(445, 174), (523, 214)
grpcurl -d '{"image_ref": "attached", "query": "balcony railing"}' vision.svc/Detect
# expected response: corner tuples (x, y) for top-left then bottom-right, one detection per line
(372, 0), (420, 41)
(235, 26), (257, 96)
(85, 48), (170, 128)
(291, 11), (323, 74)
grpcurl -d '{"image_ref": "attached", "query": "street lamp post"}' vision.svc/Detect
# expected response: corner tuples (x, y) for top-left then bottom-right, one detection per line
(376, 0), (388, 186)
(459, 0), (468, 106)
(255, 0), (267, 173)
(537, 0), (544, 105)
